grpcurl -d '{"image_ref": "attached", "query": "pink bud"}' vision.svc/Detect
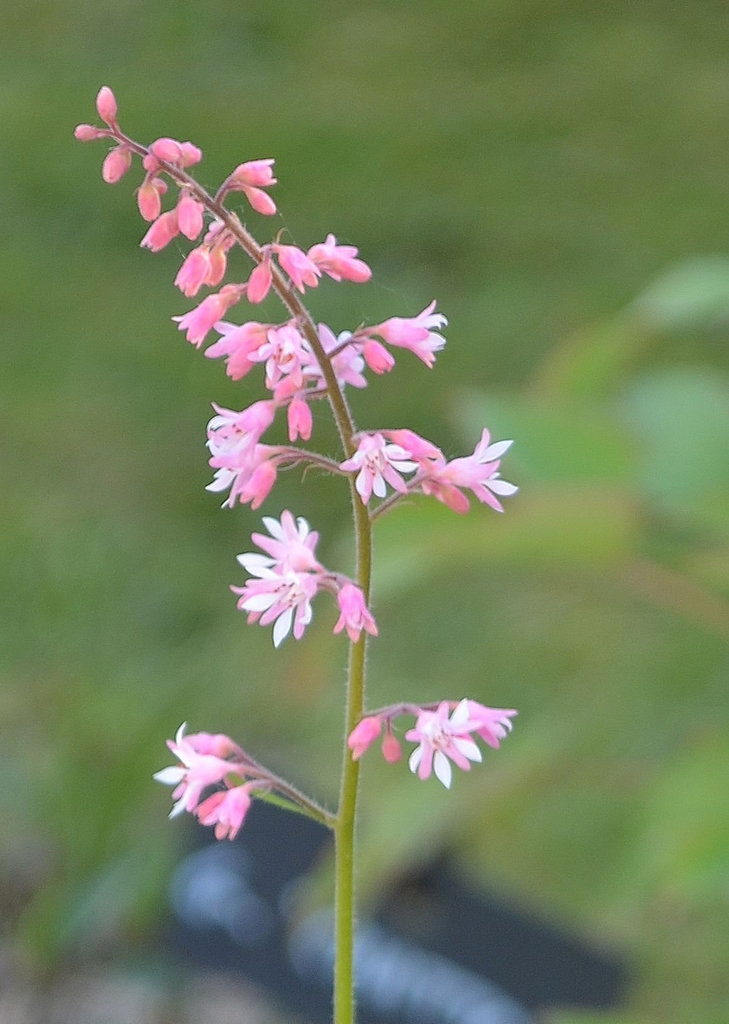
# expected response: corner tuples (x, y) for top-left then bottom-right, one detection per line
(230, 159), (277, 187)
(74, 123), (106, 141)
(140, 210), (179, 252)
(381, 730), (402, 763)
(287, 397), (313, 442)
(150, 137), (183, 164)
(179, 142), (203, 167)
(244, 186), (277, 216)
(348, 717), (382, 760)
(177, 193), (205, 240)
(247, 260), (273, 304)
(95, 86), (118, 126)
(102, 145), (132, 184)
(362, 339), (395, 374)
(137, 178), (166, 222)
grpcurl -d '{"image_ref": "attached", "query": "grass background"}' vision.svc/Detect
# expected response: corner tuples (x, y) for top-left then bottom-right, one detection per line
(3, 1), (729, 1021)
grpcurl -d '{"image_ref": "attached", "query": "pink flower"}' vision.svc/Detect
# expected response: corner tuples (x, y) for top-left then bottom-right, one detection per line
(174, 247), (214, 297)
(196, 784), (253, 841)
(464, 701), (517, 748)
(361, 339), (395, 374)
(307, 234), (372, 283)
(287, 396), (313, 442)
(249, 511), (322, 573)
(348, 716), (382, 760)
(95, 86), (118, 126)
(339, 433), (418, 503)
(232, 564), (320, 647)
(102, 145), (132, 184)
(206, 444), (281, 509)
(206, 400), (276, 460)
(382, 429), (442, 465)
(247, 259), (273, 304)
(367, 301), (447, 368)
(137, 177), (167, 221)
(140, 210), (179, 252)
(149, 136), (183, 164)
(225, 159), (277, 215)
(333, 582), (378, 643)
(176, 192), (205, 240)
(173, 284), (246, 347)
(318, 325), (368, 390)
(252, 323), (310, 392)
(420, 429), (517, 514)
(405, 700), (483, 789)
(204, 320), (272, 379)
(153, 723), (241, 816)
(74, 124), (108, 141)
(273, 244), (320, 293)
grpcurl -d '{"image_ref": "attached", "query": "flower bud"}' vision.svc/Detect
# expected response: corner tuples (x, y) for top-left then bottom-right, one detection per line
(95, 86), (118, 126)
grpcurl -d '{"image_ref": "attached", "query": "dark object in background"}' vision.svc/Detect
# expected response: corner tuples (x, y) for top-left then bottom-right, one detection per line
(167, 802), (625, 1023)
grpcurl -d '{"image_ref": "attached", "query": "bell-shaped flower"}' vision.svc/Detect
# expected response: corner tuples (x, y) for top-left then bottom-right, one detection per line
(307, 234), (372, 283)
(333, 582), (378, 643)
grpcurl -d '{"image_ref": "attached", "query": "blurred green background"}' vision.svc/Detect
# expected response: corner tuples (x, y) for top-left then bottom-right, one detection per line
(3, 1), (729, 1021)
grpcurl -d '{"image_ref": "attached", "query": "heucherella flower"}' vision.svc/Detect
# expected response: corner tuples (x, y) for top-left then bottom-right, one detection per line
(405, 700), (488, 789)
(137, 176), (167, 221)
(195, 783), (254, 841)
(102, 144), (132, 184)
(252, 322), (311, 393)
(419, 428), (518, 514)
(204, 320), (272, 379)
(232, 513), (377, 645)
(206, 400), (276, 460)
(206, 443), (283, 510)
(173, 284), (247, 347)
(223, 159), (277, 215)
(317, 324), (368, 390)
(140, 209), (180, 252)
(247, 256), (273, 304)
(153, 723), (244, 817)
(250, 511), (323, 574)
(273, 244), (321, 293)
(348, 700), (516, 787)
(176, 192), (205, 241)
(339, 433), (418, 503)
(307, 234), (372, 283)
(361, 301), (448, 368)
(333, 582), (378, 643)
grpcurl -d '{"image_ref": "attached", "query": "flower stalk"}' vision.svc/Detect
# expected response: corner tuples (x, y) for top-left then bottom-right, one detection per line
(77, 86), (518, 1023)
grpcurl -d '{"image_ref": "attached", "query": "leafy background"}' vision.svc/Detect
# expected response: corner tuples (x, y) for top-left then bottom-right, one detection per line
(3, 1), (729, 1021)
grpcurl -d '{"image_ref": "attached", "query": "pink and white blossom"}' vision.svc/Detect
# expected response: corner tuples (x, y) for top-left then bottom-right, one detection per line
(365, 301), (447, 368)
(405, 700), (484, 789)
(339, 433), (418, 504)
(207, 443), (281, 509)
(205, 320), (272, 379)
(153, 723), (242, 817)
(232, 564), (320, 647)
(420, 429), (517, 514)
(248, 511), (322, 574)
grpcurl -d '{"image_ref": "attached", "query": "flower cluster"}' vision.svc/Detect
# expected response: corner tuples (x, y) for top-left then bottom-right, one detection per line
(231, 511), (377, 647)
(348, 700), (517, 788)
(153, 724), (258, 840)
(77, 87), (518, 841)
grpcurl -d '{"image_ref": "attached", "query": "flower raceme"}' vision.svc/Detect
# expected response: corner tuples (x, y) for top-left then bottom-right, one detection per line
(348, 701), (517, 788)
(77, 88), (518, 850)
